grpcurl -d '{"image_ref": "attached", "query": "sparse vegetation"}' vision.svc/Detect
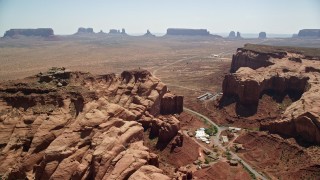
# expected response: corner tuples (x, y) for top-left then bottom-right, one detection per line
(205, 124), (218, 136)
(226, 150), (232, 160)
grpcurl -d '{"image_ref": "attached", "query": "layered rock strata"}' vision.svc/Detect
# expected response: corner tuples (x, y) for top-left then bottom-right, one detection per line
(222, 44), (320, 144)
(0, 68), (182, 179)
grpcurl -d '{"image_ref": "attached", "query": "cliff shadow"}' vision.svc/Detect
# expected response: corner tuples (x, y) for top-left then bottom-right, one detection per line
(260, 89), (304, 103)
(218, 95), (238, 107)
(235, 103), (258, 117)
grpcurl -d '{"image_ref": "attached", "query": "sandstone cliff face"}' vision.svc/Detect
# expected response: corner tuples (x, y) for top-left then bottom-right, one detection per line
(222, 44), (320, 144)
(0, 68), (181, 179)
(3, 28), (54, 38)
(160, 93), (183, 115)
(230, 47), (286, 73)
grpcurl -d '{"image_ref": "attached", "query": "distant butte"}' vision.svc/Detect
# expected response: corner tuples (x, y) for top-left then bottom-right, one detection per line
(166, 28), (210, 36)
(3, 28), (54, 38)
(298, 29), (320, 38)
(75, 27), (94, 34)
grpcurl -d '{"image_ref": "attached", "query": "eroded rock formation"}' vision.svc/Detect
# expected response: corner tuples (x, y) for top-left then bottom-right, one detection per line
(0, 68), (182, 179)
(236, 31), (241, 38)
(228, 31), (236, 38)
(143, 30), (155, 37)
(76, 27), (94, 34)
(166, 28), (210, 36)
(3, 28), (54, 38)
(221, 44), (320, 144)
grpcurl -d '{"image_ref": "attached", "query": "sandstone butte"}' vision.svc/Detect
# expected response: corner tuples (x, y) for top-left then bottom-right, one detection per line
(0, 68), (186, 179)
(222, 44), (320, 144)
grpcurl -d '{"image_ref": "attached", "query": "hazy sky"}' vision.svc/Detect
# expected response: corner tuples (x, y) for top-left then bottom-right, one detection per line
(0, 0), (319, 35)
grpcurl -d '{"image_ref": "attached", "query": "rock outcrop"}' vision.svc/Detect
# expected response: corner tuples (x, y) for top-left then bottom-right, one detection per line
(258, 32), (267, 38)
(76, 27), (94, 34)
(160, 93), (183, 115)
(228, 31), (236, 38)
(143, 30), (156, 37)
(166, 28), (210, 36)
(121, 28), (127, 35)
(109, 29), (120, 34)
(109, 29), (127, 35)
(3, 28), (54, 38)
(0, 68), (183, 179)
(298, 29), (320, 38)
(236, 31), (241, 38)
(221, 44), (320, 144)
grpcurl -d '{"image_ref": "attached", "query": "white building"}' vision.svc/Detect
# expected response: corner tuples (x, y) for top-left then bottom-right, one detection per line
(228, 127), (242, 133)
(221, 136), (229, 143)
(195, 128), (210, 142)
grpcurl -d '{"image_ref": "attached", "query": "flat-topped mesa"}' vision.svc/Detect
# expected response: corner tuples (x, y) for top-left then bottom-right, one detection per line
(221, 44), (320, 144)
(76, 27), (94, 34)
(3, 28), (54, 37)
(230, 45), (287, 73)
(166, 28), (210, 36)
(298, 29), (320, 38)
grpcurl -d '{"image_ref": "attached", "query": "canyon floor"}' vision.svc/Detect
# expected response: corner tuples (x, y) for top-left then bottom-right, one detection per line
(0, 35), (320, 179)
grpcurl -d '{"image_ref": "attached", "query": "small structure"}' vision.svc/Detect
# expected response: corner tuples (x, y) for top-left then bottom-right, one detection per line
(187, 131), (194, 137)
(228, 127), (242, 133)
(234, 144), (244, 152)
(203, 149), (211, 155)
(221, 136), (229, 144)
(201, 164), (210, 168)
(195, 128), (210, 143)
(229, 159), (238, 166)
(197, 92), (213, 101)
(208, 152), (218, 160)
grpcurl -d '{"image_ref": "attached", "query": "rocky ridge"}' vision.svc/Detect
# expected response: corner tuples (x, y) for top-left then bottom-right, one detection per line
(221, 44), (320, 144)
(0, 68), (184, 179)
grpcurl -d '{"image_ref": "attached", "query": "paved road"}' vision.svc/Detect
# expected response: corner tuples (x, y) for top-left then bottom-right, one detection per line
(184, 107), (267, 180)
